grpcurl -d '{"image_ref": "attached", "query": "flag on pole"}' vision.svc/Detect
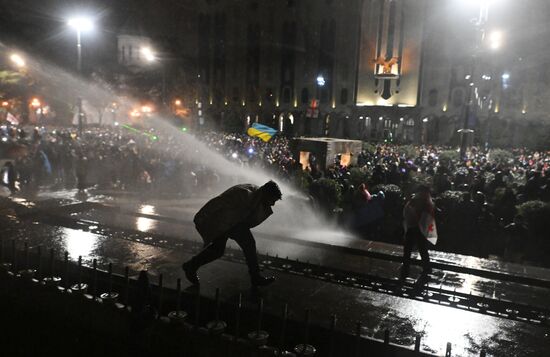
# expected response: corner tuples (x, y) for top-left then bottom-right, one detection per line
(247, 123), (277, 142)
(419, 203), (438, 245)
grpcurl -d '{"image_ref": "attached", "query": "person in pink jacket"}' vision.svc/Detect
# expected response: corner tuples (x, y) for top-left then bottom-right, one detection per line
(182, 181), (282, 287)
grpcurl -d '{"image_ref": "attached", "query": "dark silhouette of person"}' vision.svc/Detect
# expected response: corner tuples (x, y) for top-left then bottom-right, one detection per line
(182, 180), (282, 287)
(2, 161), (18, 194)
(401, 185), (435, 278)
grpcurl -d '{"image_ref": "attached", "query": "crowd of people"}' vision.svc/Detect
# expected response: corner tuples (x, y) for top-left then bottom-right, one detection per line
(2, 124), (550, 265)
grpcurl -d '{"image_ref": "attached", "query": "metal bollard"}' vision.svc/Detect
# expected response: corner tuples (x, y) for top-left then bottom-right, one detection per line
(92, 259), (98, 299)
(445, 342), (452, 356)
(11, 239), (17, 273)
(207, 287), (227, 335)
(63, 251), (69, 290)
(71, 256), (88, 294)
(0, 238), (10, 270)
(248, 298), (269, 346)
(234, 293), (242, 340)
(157, 274), (164, 318)
(279, 304), (296, 356)
(100, 263), (119, 303)
(36, 245), (42, 279)
(43, 248), (61, 287)
(168, 278), (187, 323)
(124, 266), (130, 308)
(414, 336), (421, 353)
(328, 315), (337, 357)
(354, 322), (362, 357)
(294, 309), (316, 356)
(18, 242), (35, 279)
(24, 242), (29, 269)
(194, 286), (201, 327)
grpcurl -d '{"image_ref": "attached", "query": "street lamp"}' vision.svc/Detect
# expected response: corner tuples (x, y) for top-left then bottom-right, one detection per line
(458, 1), (502, 159)
(9, 53), (25, 68)
(68, 16), (94, 136)
(68, 17), (94, 73)
(488, 30), (503, 50)
(141, 46), (166, 105)
(141, 47), (156, 62)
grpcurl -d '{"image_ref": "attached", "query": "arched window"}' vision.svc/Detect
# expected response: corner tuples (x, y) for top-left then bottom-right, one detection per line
(428, 89), (438, 107)
(301, 88), (309, 104)
(282, 87), (291, 103)
(406, 119), (415, 126)
(452, 89), (464, 108)
(340, 88), (348, 105)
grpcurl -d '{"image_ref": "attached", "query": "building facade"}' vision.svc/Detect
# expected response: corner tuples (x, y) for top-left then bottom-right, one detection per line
(140, 0), (550, 147)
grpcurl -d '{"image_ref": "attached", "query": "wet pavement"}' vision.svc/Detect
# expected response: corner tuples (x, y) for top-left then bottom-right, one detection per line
(1, 188), (550, 356)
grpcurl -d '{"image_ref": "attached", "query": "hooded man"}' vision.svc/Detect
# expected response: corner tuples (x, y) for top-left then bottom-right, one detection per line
(182, 180), (282, 287)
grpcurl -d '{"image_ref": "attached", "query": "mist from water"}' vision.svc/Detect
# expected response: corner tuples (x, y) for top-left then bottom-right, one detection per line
(1, 42), (357, 243)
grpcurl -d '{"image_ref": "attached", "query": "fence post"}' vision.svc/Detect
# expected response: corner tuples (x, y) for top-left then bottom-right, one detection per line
(168, 278), (188, 324)
(100, 262), (119, 304)
(248, 298), (269, 346)
(71, 256), (87, 294)
(445, 342), (452, 356)
(414, 336), (421, 354)
(207, 287), (227, 335)
(294, 308), (317, 356)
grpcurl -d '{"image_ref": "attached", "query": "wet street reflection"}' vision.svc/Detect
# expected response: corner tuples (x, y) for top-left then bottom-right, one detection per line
(1, 191), (550, 356)
(61, 228), (102, 261)
(136, 204), (158, 232)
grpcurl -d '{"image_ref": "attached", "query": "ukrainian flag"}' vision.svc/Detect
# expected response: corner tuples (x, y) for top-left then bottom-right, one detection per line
(247, 123), (277, 142)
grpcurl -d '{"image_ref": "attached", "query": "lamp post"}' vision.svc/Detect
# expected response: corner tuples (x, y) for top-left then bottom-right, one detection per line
(8, 53), (30, 124)
(141, 46), (167, 106)
(459, 1), (502, 160)
(68, 16), (94, 136)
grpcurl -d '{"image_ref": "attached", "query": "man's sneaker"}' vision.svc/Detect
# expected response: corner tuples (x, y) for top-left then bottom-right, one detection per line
(182, 262), (200, 285)
(251, 275), (276, 287)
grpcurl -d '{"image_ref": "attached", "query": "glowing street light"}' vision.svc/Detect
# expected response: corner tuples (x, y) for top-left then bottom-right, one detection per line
(316, 75), (326, 87)
(10, 53), (25, 68)
(68, 17), (94, 32)
(68, 15), (94, 136)
(174, 99), (181, 106)
(30, 98), (41, 108)
(488, 30), (503, 50)
(141, 47), (156, 62)
(67, 16), (94, 73)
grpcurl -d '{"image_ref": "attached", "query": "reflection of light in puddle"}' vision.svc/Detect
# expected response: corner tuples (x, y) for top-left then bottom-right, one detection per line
(458, 256), (483, 295)
(410, 302), (499, 355)
(9, 197), (35, 207)
(62, 228), (98, 261)
(136, 205), (157, 232)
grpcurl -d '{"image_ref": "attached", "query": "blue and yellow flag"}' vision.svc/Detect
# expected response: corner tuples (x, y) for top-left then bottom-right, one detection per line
(247, 123), (277, 142)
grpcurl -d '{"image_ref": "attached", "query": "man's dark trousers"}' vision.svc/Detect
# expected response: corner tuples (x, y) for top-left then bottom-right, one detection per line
(402, 227), (430, 270)
(189, 224), (260, 277)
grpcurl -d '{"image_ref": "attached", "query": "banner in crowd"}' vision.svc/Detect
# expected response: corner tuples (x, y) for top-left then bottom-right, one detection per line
(247, 123), (277, 142)
(6, 112), (19, 125)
